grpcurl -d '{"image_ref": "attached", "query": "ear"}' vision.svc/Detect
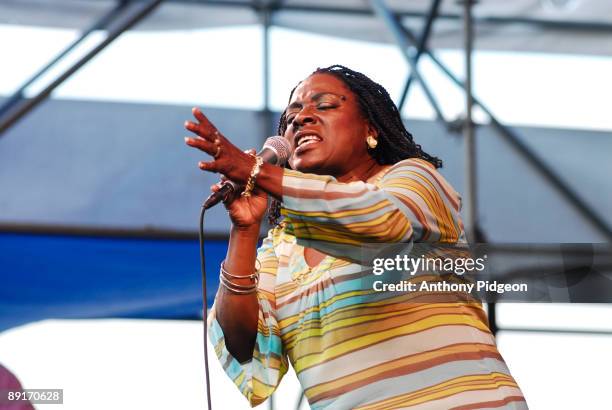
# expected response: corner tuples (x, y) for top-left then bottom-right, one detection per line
(366, 123), (378, 140)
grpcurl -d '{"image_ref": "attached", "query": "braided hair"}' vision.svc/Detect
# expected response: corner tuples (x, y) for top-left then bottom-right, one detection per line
(268, 64), (442, 225)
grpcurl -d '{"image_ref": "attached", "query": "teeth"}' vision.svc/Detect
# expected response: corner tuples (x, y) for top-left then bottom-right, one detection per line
(297, 135), (321, 147)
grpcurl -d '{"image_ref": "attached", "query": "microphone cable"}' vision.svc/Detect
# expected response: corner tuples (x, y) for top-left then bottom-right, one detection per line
(199, 204), (213, 410)
(196, 136), (289, 410)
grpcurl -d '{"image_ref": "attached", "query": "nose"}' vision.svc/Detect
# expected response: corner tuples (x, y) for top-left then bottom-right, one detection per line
(292, 108), (316, 129)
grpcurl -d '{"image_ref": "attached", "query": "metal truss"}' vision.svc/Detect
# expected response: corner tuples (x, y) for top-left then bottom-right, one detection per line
(370, 0), (612, 244)
(371, 0), (448, 128)
(0, 0), (165, 136)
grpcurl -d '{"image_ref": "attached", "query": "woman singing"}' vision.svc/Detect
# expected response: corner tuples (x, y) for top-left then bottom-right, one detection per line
(184, 65), (527, 409)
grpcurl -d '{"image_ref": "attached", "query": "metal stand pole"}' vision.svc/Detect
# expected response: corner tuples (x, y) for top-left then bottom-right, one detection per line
(459, 0), (497, 334)
(398, 0), (442, 111)
(261, 7), (273, 139)
(396, 16), (612, 242)
(370, 0), (447, 127)
(461, 0), (477, 243)
(0, 1), (130, 119)
(0, 0), (165, 137)
(258, 0), (285, 140)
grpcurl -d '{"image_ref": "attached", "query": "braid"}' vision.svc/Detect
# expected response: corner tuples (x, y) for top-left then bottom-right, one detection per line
(268, 65), (442, 226)
(316, 65), (442, 167)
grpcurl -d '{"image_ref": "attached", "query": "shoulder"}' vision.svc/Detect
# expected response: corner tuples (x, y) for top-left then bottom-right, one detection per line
(376, 158), (439, 185)
(379, 158), (462, 210)
(387, 157), (437, 173)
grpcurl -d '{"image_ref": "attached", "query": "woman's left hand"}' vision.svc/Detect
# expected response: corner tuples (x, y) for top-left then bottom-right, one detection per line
(184, 107), (254, 184)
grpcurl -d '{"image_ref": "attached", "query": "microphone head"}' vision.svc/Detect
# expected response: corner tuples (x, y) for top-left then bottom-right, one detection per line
(263, 136), (291, 165)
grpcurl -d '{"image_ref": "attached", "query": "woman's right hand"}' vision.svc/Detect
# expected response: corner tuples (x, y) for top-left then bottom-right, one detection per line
(211, 161), (268, 230)
(212, 184), (268, 229)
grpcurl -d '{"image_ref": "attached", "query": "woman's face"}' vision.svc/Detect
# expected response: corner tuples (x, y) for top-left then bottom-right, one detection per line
(283, 73), (374, 175)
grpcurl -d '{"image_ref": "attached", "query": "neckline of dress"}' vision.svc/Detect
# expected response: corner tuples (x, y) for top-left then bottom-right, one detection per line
(295, 165), (393, 272)
(298, 244), (333, 272)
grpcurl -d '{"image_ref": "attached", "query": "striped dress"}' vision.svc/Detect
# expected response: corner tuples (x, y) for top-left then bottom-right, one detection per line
(209, 158), (527, 409)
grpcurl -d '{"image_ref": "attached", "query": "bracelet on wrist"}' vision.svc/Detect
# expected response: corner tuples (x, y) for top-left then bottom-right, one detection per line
(220, 260), (260, 283)
(219, 274), (257, 294)
(218, 259), (261, 294)
(242, 154), (264, 197)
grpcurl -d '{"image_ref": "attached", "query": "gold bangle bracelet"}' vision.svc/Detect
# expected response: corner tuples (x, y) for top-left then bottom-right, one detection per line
(242, 155), (264, 197)
(219, 274), (258, 294)
(220, 260), (260, 283)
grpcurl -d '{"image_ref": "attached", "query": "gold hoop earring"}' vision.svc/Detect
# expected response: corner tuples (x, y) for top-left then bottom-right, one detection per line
(366, 135), (378, 149)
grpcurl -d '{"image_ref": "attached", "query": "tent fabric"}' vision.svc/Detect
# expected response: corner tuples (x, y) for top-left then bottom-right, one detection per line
(0, 99), (272, 233)
(0, 232), (226, 332)
(2, 99), (611, 332)
(2, 0), (612, 55)
(1, 98), (610, 241)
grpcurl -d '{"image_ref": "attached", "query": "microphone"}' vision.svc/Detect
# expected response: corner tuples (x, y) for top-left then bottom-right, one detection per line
(203, 136), (291, 209)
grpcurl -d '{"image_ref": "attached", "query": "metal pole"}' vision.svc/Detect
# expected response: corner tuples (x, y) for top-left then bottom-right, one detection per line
(0, 1), (129, 118)
(370, 0), (447, 127)
(263, 10), (270, 115)
(0, 0), (165, 137)
(396, 24), (612, 243)
(179, 0), (612, 33)
(461, 0), (477, 243)
(487, 303), (498, 336)
(262, 7), (274, 138)
(397, 0), (442, 111)
(257, 0), (283, 139)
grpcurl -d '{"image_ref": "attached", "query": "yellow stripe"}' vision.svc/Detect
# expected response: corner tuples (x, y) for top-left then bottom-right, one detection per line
(281, 300), (481, 331)
(287, 212), (411, 243)
(404, 170), (454, 241)
(393, 178), (443, 235)
(293, 314), (490, 372)
(283, 198), (390, 219)
(306, 345), (503, 399)
(286, 305), (456, 344)
(285, 169), (331, 181)
(358, 373), (517, 410)
(278, 289), (375, 329)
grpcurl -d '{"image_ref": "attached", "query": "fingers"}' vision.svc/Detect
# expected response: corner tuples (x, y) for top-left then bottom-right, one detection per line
(185, 107), (222, 142)
(184, 120), (199, 134)
(184, 136), (218, 157)
(198, 160), (218, 173)
(184, 120), (216, 142)
(184, 107), (254, 181)
(210, 181), (238, 208)
(192, 107), (207, 124)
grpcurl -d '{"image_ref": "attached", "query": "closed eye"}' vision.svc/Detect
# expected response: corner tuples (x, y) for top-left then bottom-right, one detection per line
(285, 103), (337, 124)
(317, 104), (337, 110)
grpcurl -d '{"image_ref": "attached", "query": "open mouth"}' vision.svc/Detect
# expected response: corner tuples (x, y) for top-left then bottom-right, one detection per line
(295, 134), (322, 154)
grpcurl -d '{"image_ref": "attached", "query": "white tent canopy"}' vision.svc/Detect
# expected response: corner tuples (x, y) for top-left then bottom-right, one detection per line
(2, 0), (612, 55)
